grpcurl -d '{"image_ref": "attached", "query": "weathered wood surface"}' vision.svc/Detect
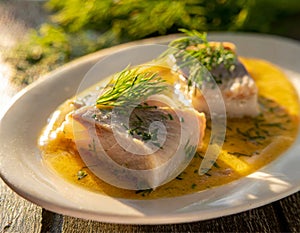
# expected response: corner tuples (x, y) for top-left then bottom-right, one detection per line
(62, 204), (281, 233)
(279, 192), (300, 232)
(1, 177), (299, 233)
(0, 179), (42, 233)
(60, 196), (299, 233)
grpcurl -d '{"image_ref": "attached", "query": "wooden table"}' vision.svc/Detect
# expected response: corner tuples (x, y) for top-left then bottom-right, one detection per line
(1, 178), (299, 232)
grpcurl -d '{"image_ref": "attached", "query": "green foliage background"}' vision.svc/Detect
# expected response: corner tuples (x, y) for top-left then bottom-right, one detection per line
(6, 0), (300, 87)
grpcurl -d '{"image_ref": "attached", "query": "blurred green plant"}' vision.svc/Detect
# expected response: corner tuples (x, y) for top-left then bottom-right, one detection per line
(6, 0), (300, 86)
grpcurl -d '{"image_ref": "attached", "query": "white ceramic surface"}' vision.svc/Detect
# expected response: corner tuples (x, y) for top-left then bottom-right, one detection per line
(0, 33), (300, 224)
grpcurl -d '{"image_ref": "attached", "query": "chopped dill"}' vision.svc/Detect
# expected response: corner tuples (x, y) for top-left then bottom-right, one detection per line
(88, 138), (97, 153)
(196, 151), (220, 175)
(136, 103), (158, 109)
(135, 188), (153, 196)
(77, 170), (88, 180)
(236, 127), (266, 141)
(168, 113), (174, 120)
(176, 173), (184, 180)
(212, 160), (220, 169)
(191, 183), (197, 189)
(228, 151), (252, 157)
(260, 122), (286, 130)
(152, 142), (163, 149)
(184, 139), (197, 159)
(135, 113), (143, 123)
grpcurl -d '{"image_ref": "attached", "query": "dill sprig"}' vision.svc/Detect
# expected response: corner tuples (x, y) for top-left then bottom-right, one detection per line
(167, 29), (237, 71)
(161, 29), (237, 86)
(96, 67), (167, 108)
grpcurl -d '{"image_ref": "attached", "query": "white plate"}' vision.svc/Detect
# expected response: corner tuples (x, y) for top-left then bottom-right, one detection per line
(0, 33), (300, 224)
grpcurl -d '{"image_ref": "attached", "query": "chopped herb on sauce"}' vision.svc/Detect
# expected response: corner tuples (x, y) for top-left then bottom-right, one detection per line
(77, 170), (88, 180)
(135, 188), (153, 196)
(228, 151), (252, 157)
(260, 122), (286, 130)
(176, 173), (184, 180)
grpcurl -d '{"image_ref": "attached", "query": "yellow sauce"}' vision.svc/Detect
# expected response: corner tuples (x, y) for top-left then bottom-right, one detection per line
(40, 58), (299, 199)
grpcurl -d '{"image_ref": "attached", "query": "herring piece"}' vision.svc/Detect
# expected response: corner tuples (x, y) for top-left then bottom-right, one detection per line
(163, 31), (260, 118)
(72, 99), (206, 190)
(192, 58), (259, 118)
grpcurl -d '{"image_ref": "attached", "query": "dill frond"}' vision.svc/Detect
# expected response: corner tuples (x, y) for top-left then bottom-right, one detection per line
(96, 67), (167, 108)
(168, 29), (237, 71)
(161, 29), (237, 87)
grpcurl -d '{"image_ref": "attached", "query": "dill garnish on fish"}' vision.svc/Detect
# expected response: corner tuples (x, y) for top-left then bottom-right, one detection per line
(161, 29), (237, 86)
(164, 29), (237, 71)
(96, 67), (168, 109)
